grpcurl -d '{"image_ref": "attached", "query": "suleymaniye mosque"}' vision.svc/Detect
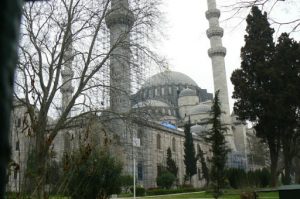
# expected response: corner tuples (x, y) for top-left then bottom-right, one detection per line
(8, 0), (262, 191)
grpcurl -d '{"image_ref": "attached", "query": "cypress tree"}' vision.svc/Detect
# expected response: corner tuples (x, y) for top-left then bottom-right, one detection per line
(166, 147), (178, 177)
(183, 118), (197, 184)
(206, 90), (229, 199)
(197, 145), (209, 187)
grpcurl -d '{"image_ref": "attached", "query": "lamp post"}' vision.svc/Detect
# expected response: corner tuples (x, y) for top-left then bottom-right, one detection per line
(133, 137), (140, 199)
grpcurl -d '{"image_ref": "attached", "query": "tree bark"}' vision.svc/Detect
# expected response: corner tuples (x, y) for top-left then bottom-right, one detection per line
(268, 138), (280, 187)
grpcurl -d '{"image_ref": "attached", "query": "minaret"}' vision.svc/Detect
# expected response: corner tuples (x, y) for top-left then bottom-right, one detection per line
(61, 29), (74, 152)
(206, 0), (236, 150)
(105, 0), (134, 134)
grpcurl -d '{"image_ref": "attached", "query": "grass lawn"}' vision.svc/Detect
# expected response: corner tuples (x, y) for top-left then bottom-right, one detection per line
(133, 190), (279, 199)
(47, 190), (279, 199)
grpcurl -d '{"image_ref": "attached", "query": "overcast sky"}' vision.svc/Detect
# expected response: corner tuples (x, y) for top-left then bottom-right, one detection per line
(157, 0), (300, 111)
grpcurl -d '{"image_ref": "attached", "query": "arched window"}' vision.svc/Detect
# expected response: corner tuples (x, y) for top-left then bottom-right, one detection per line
(15, 141), (20, 151)
(157, 134), (161, 149)
(172, 137), (176, 152)
(137, 129), (143, 146)
(138, 162), (143, 180)
(168, 87), (172, 94)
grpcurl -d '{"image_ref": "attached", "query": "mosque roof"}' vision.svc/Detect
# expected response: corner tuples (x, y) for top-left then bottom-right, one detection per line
(142, 71), (198, 88)
(191, 124), (207, 134)
(189, 103), (211, 115)
(132, 99), (170, 108)
(179, 88), (196, 97)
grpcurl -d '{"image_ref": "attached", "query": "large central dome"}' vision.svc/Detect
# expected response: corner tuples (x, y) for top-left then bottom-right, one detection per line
(143, 71), (198, 88)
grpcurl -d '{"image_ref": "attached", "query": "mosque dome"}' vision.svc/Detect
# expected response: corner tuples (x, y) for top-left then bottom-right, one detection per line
(142, 71), (198, 88)
(179, 88), (196, 97)
(190, 103), (211, 115)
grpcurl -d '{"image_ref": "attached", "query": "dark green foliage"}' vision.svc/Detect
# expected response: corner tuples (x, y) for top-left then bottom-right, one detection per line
(206, 90), (229, 199)
(226, 168), (271, 189)
(272, 33), (300, 185)
(231, 6), (300, 186)
(156, 171), (176, 189)
(68, 150), (123, 199)
(166, 148), (178, 177)
(197, 145), (209, 187)
(183, 119), (197, 183)
(226, 168), (248, 189)
(145, 187), (199, 196)
(0, 0), (23, 197)
(130, 186), (145, 196)
(24, 150), (62, 194)
(231, 6), (279, 186)
(120, 175), (133, 193)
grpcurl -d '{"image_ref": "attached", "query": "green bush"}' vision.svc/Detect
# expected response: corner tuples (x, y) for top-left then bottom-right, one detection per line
(130, 186), (145, 196)
(68, 150), (123, 199)
(156, 171), (176, 189)
(146, 187), (198, 196)
(226, 168), (271, 189)
(120, 175), (133, 193)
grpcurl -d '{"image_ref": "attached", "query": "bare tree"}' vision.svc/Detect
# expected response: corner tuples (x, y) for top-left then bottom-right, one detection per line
(222, 0), (300, 33)
(14, 0), (163, 197)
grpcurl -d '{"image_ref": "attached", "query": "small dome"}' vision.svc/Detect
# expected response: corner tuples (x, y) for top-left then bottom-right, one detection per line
(191, 124), (207, 134)
(190, 103), (211, 115)
(142, 71), (198, 88)
(132, 100), (169, 108)
(179, 88), (196, 97)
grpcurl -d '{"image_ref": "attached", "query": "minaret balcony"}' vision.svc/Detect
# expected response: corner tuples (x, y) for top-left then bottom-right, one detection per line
(208, 46), (226, 57)
(105, 7), (134, 29)
(205, 8), (220, 19)
(206, 27), (224, 38)
(61, 70), (74, 78)
(61, 85), (74, 93)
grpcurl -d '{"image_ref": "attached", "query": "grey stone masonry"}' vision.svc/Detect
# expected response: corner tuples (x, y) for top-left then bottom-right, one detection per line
(206, 0), (236, 150)
(106, 0), (134, 116)
(61, 29), (74, 153)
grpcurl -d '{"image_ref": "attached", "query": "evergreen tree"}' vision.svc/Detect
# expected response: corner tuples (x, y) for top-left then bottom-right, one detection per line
(197, 145), (209, 187)
(206, 90), (229, 199)
(183, 119), (197, 184)
(230, 6), (280, 186)
(166, 147), (178, 177)
(272, 33), (300, 184)
(231, 6), (300, 186)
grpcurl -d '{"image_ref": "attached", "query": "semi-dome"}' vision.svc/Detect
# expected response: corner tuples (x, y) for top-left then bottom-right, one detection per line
(191, 124), (207, 134)
(179, 88), (196, 97)
(132, 99), (169, 108)
(190, 103), (211, 115)
(142, 71), (198, 88)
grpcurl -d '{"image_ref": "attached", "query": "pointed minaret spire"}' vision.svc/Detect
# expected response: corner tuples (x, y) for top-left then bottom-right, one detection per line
(206, 0), (236, 150)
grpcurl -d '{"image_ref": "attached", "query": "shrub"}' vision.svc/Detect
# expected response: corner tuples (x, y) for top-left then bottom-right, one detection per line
(120, 175), (133, 193)
(68, 150), (123, 199)
(146, 187), (198, 196)
(130, 186), (145, 196)
(156, 171), (176, 189)
(226, 168), (271, 189)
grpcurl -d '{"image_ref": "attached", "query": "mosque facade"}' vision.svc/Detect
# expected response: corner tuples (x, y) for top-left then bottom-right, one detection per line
(7, 0), (254, 192)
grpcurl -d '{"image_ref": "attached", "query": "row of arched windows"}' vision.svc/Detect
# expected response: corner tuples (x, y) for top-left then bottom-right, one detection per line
(156, 134), (176, 152)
